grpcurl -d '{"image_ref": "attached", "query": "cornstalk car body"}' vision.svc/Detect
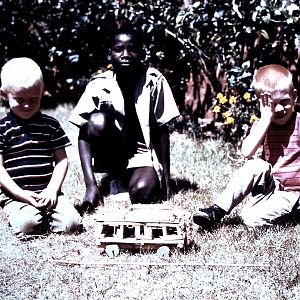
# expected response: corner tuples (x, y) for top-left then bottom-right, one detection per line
(95, 204), (192, 250)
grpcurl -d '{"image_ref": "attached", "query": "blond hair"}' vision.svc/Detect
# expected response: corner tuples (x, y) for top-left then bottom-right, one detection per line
(251, 64), (294, 95)
(1, 57), (44, 93)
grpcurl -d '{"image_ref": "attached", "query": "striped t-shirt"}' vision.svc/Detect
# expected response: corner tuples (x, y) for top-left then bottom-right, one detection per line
(0, 111), (71, 193)
(261, 112), (300, 194)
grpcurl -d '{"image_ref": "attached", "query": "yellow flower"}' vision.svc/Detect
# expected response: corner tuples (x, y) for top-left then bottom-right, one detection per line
(219, 96), (228, 104)
(250, 115), (259, 123)
(216, 92), (223, 99)
(225, 116), (235, 124)
(222, 111), (232, 118)
(243, 92), (251, 100)
(107, 63), (113, 69)
(96, 69), (103, 74)
(229, 96), (237, 104)
(213, 105), (221, 113)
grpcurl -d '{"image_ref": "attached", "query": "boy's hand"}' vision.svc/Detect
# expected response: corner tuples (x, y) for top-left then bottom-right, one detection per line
(161, 178), (175, 200)
(76, 185), (103, 215)
(19, 190), (46, 208)
(259, 92), (275, 122)
(38, 188), (58, 212)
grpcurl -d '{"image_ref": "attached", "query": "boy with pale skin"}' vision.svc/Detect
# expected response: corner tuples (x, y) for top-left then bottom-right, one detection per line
(193, 64), (300, 228)
(0, 57), (81, 235)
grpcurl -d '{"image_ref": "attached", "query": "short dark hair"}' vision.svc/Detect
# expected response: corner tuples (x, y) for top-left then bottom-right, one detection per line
(108, 23), (144, 48)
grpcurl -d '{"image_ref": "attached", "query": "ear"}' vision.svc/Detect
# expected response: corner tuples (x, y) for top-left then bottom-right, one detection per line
(294, 88), (298, 97)
(107, 49), (112, 61)
(294, 88), (298, 104)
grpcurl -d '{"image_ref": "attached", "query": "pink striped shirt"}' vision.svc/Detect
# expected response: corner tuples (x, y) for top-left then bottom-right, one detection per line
(261, 112), (300, 194)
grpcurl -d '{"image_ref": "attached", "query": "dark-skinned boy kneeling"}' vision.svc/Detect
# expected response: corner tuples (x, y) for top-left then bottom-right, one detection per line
(70, 25), (179, 214)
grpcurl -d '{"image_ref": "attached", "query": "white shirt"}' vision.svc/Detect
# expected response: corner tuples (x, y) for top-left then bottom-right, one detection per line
(69, 67), (180, 180)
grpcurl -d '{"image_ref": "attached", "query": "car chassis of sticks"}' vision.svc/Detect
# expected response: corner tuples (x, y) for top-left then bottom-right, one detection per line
(95, 204), (192, 250)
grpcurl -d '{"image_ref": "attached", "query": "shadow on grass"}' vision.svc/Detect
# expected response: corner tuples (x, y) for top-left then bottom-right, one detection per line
(272, 210), (300, 227)
(195, 211), (300, 233)
(221, 215), (244, 226)
(170, 177), (199, 194)
(194, 216), (244, 234)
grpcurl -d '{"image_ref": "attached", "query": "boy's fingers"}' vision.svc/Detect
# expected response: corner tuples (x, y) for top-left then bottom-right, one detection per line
(30, 199), (44, 208)
(82, 201), (95, 213)
(262, 92), (271, 106)
(74, 203), (84, 216)
(47, 199), (58, 212)
(36, 197), (46, 206)
(74, 201), (95, 216)
(260, 93), (266, 105)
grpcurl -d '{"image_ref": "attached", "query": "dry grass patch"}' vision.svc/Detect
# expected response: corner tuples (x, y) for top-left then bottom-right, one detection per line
(1, 104), (300, 299)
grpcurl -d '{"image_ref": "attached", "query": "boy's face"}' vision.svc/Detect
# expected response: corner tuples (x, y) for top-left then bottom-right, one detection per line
(4, 84), (43, 119)
(269, 89), (297, 125)
(109, 33), (143, 72)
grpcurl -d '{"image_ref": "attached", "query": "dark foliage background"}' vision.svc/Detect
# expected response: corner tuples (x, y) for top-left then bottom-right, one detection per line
(0, 0), (190, 108)
(0, 0), (299, 142)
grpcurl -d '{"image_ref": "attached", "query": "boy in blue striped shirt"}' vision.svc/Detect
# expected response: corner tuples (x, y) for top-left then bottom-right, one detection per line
(0, 57), (81, 236)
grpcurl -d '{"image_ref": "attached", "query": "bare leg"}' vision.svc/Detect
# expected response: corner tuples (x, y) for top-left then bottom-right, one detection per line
(77, 111), (128, 213)
(50, 194), (82, 233)
(128, 167), (160, 204)
(85, 112), (128, 174)
(3, 200), (46, 235)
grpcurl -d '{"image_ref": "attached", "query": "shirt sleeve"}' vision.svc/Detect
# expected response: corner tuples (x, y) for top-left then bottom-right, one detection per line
(153, 74), (180, 126)
(69, 72), (114, 128)
(69, 81), (101, 128)
(48, 117), (71, 150)
(0, 116), (8, 154)
(0, 127), (5, 153)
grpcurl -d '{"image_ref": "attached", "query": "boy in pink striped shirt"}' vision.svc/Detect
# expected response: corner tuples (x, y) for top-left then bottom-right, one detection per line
(193, 64), (299, 228)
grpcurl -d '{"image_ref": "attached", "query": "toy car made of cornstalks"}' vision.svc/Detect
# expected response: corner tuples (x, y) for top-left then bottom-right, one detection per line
(95, 204), (192, 250)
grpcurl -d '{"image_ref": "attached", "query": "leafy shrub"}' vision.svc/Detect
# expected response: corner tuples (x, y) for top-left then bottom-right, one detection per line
(0, 0), (299, 144)
(173, 0), (299, 143)
(0, 0), (189, 107)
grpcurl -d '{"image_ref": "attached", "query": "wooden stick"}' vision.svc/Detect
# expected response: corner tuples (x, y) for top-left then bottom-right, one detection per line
(52, 259), (269, 268)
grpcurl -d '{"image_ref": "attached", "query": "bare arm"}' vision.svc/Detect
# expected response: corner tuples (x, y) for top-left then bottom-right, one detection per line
(158, 124), (171, 198)
(78, 130), (102, 213)
(78, 138), (97, 189)
(0, 154), (43, 207)
(39, 148), (68, 210)
(48, 148), (68, 192)
(241, 93), (274, 159)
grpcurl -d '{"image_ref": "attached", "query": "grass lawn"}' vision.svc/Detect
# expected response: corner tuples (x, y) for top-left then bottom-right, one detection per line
(0, 104), (300, 300)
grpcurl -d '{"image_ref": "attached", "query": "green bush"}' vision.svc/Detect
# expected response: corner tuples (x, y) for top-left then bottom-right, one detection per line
(0, 0), (299, 143)
(0, 0), (188, 107)
(173, 0), (299, 143)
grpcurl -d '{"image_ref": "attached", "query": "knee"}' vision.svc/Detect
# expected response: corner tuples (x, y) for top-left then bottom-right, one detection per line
(87, 112), (113, 138)
(240, 208), (270, 227)
(129, 180), (158, 204)
(61, 217), (81, 233)
(17, 212), (44, 235)
(50, 210), (82, 233)
(244, 159), (271, 176)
